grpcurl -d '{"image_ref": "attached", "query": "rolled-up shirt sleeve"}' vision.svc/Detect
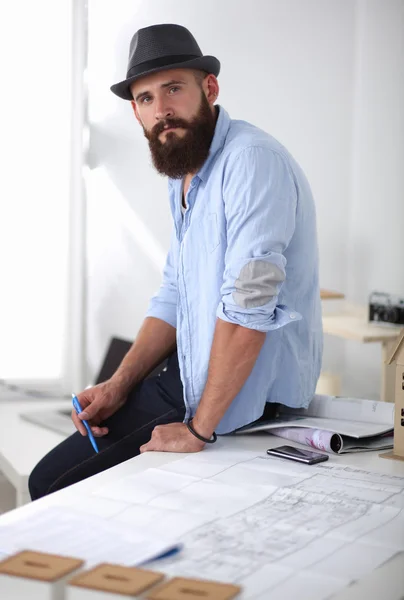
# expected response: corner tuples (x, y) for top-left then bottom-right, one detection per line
(217, 146), (302, 332)
(146, 230), (178, 328)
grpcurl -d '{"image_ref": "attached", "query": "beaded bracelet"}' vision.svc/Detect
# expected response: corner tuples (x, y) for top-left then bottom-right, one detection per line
(186, 419), (217, 444)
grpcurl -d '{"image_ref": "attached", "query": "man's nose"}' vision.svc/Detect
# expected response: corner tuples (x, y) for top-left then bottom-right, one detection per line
(154, 97), (174, 121)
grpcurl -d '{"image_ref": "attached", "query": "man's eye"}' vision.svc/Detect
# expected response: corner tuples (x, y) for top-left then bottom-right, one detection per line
(169, 87), (180, 94)
(141, 96), (152, 104)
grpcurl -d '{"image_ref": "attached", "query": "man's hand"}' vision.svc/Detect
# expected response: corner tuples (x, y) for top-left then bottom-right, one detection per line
(140, 422), (205, 454)
(71, 380), (126, 437)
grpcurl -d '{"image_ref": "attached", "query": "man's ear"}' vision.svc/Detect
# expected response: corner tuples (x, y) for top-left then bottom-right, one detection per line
(203, 74), (219, 107)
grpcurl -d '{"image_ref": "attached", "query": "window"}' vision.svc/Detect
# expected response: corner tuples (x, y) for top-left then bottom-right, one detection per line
(0, 1), (79, 390)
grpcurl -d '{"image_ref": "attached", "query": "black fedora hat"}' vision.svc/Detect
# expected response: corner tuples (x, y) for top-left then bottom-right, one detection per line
(110, 24), (220, 101)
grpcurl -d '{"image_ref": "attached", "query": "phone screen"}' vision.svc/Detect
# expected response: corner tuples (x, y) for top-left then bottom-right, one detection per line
(266, 445), (329, 464)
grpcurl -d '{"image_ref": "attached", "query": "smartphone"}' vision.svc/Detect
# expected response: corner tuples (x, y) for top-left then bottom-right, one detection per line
(266, 445), (329, 465)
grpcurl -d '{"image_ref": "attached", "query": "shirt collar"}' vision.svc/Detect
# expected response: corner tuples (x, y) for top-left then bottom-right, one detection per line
(195, 105), (231, 183)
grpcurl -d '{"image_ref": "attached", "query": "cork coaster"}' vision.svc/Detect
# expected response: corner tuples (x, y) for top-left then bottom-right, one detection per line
(69, 563), (165, 596)
(146, 577), (241, 600)
(0, 550), (83, 582)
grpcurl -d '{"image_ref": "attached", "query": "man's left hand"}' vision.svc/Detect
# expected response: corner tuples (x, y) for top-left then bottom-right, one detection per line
(140, 422), (205, 453)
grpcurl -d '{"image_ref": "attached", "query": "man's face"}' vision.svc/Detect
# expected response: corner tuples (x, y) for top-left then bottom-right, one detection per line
(130, 69), (219, 178)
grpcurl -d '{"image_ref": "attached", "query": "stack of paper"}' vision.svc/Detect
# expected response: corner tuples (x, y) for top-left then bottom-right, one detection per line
(236, 395), (395, 453)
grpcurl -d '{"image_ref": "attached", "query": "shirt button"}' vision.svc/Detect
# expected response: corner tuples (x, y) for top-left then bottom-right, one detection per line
(290, 313), (296, 319)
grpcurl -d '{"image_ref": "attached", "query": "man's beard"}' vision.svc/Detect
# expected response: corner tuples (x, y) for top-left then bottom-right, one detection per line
(142, 93), (217, 179)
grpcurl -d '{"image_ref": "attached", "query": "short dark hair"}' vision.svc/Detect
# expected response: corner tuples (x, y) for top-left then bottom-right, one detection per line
(192, 69), (209, 87)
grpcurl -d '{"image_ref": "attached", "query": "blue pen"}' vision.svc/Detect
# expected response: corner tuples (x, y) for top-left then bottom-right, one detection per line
(72, 394), (99, 453)
(139, 544), (183, 566)
(152, 544), (182, 561)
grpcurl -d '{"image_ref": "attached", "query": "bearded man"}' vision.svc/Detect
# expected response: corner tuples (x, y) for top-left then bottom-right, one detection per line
(29, 24), (322, 500)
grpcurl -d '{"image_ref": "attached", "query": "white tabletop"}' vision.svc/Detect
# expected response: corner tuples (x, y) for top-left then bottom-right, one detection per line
(1, 432), (404, 524)
(322, 311), (401, 343)
(1, 423), (404, 599)
(0, 397), (69, 491)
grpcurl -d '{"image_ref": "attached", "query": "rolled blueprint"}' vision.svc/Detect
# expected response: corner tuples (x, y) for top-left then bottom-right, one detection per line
(269, 427), (343, 453)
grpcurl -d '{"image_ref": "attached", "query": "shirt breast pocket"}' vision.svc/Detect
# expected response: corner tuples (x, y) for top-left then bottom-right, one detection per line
(207, 213), (220, 253)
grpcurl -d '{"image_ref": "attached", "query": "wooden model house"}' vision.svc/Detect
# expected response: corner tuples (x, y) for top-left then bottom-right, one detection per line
(385, 328), (404, 459)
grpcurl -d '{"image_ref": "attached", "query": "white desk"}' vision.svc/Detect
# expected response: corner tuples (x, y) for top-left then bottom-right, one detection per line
(321, 305), (402, 401)
(1, 434), (403, 599)
(0, 397), (70, 506)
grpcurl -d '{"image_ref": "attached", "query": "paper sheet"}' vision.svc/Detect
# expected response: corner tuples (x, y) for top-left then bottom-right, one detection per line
(93, 451), (404, 599)
(291, 394), (395, 426)
(95, 468), (199, 504)
(238, 415), (393, 437)
(149, 479), (276, 518)
(113, 504), (214, 538)
(0, 506), (177, 567)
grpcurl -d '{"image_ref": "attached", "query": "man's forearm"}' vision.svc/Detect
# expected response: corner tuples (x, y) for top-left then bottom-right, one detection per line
(110, 317), (176, 395)
(192, 318), (266, 437)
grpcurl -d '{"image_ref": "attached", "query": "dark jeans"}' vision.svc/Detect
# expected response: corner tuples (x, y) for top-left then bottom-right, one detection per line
(28, 349), (280, 501)
(29, 352), (185, 501)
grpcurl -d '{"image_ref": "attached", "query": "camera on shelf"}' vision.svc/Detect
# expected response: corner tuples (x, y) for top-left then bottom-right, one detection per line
(368, 291), (404, 326)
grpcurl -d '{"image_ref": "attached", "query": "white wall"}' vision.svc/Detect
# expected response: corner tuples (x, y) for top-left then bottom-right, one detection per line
(345, 0), (404, 398)
(85, 0), (404, 399)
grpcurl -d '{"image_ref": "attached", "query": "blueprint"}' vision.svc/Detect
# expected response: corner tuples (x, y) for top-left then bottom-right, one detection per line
(0, 506), (177, 568)
(93, 450), (404, 599)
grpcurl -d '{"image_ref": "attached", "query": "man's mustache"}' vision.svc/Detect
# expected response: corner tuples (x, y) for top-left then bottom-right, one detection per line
(151, 118), (189, 139)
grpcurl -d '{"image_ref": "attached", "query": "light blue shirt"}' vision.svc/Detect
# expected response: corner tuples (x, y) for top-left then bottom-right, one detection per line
(146, 106), (323, 434)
